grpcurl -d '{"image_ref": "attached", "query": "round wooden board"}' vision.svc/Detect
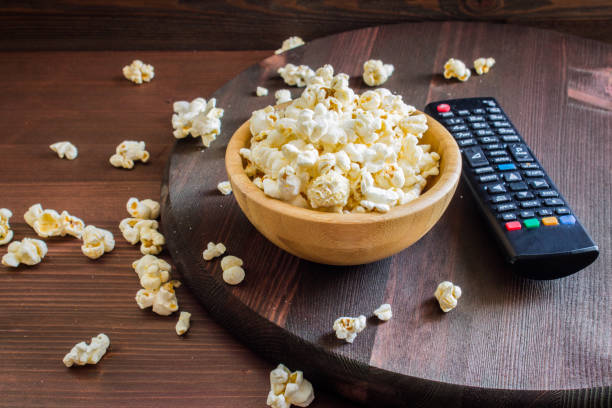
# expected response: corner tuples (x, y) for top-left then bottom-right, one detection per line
(161, 22), (612, 407)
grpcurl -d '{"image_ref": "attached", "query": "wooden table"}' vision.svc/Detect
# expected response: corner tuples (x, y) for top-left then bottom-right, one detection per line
(1, 22), (610, 407)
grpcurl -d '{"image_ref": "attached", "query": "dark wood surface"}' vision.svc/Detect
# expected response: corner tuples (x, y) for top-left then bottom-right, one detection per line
(0, 50), (356, 407)
(162, 22), (612, 407)
(1, 0), (612, 51)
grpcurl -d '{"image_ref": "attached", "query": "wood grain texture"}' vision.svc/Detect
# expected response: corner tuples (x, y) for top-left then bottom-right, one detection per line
(162, 22), (612, 407)
(1, 0), (612, 51)
(0, 50), (356, 408)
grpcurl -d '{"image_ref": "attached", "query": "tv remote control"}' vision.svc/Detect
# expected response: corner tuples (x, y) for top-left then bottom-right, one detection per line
(425, 97), (598, 279)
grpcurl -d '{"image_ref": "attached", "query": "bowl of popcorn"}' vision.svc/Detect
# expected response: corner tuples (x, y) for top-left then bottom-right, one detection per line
(226, 65), (461, 265)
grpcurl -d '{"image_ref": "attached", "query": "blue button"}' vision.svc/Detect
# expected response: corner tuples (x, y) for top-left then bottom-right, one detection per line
(498, 163), (516, 171)
(559, 215), (576, 225)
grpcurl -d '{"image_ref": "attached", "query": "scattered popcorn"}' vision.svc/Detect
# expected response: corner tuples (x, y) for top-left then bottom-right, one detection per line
(373, 303), (392, 321)
(0, 208), (13, 245)
(278, 64), (315, 87)
(49, 141), (78, 160)
(81, 225), (115, 260)
(132, 254), (171, 290)
(474, 57), (496, 75)
(217, 181), (232, 195)
(23, 204), (84, 238)
(140, 227), (165, 255)
(175, 311), (191, 335)
(135, 281), (179, 316)
(110, 140), (150, 169)
(122, 60), (155, 84)
(274, 36), (305, 55)
(119, 218), (158, 244)
(172, 97), (224, 147)
(63, 333), (110, 367)
(126, 197), (160, 220)
(241, 64), (440, 213)
(362, 59), (395, 86)
(267, 363), (315, 408)
(202, 242), (226, 260)
(275, 89), (292, 104)
(256, 86), (269, 97)
(443, 58), (471, 82)
(333, 315), (366, 343)
(434, 281), (462, 312)
(1, 238), (47, 267)
(220, 255), (245, 285)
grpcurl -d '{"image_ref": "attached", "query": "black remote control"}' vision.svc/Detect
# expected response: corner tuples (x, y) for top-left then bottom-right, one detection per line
(425, 97), (598, 280)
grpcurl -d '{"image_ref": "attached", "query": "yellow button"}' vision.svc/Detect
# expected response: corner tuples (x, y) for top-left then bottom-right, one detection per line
(542, 216), (558, 226)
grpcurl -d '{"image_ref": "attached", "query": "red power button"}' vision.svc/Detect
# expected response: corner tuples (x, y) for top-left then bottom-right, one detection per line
(436, 103), (451, 112)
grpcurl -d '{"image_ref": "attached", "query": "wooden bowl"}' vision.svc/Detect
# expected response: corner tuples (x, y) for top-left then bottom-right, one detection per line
(225, 112), (462, 265)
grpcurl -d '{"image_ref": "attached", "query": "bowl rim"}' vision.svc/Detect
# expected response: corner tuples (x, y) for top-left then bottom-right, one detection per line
(225, 110), (461, 226)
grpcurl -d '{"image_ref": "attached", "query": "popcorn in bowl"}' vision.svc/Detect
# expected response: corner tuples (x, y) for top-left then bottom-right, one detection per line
(239, 64), (440, 214)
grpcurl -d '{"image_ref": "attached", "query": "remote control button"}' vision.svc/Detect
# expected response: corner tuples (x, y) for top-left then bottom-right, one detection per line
(510, 182), (528, 191)
(516, 191), (535, 200)
(436, 103), (451, 113)
(478, 136), (499, 144)
(467, 116), (485, 122)
(497, 128), (516, 135)
(556, 207), (571, 215)
(520, 210), (535, 218)
(490, 194), (510, 203)
(525, 170), (545, 177)
(453, 131), (472, 139)
(450, 124), (468, 132)
(508, 143), (534, 162)
(501, 213), (517, 222)
(471, 122), (488, 129)
(502, 135), (520, 142)
(438, 112), (454, 118)
(474, 166), (494, 174)
(559, 215), (576, 225)
(492, 121), (511, 128)
(503, 172), (522, 182)
(544, 198), (564, 206)
(464, 146), (489, 167)
(475, 129), (495, 136)
(445, 118), (464, 125)
(487, 114), (504, 121)
(487, 182), (507, 194)
(492, 157), (512, 164)
(487, 107), (501, 113)
(458, 138), (477, 147)
(487, 150), (507, 157)
(523, 218), (540, 229)
(497, 203), (517, 212)
(483, 143), (503, 150)
(479, 174), (499, 183)
(472, 108), (486, 114)
(505, 221), (521, 231)
(498, 163), (516, 171)
(520, 200), (540, 208)
(457, 109), (470, 116)
(537, 208), (553, 216)
(530, 179), (549, 189)
(482, 100), (496, 107)
(520, 162), (539, 169)
(542, 216), (559, 226)
(538, 190), (558, 198)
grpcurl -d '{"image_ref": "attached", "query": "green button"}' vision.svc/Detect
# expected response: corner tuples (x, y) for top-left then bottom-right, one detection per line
(524, 218), (540, 229)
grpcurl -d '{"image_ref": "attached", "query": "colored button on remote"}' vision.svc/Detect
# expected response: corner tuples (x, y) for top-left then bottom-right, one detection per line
(498, 163), (516, 171)
(559, 215), (576, 225)
(505, 221), (521, 231)
(437, 103), (451, 112)
(542, 217), (558, 226)
(524, 218), (540, 229)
